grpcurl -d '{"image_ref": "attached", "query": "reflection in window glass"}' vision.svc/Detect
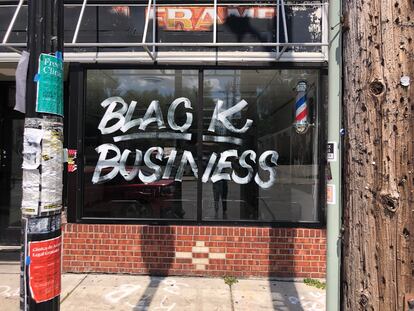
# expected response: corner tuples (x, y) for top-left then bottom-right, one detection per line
(83, 68), (322, 223)
(155, 5), (213, 52)
(0, 1), (325, 54)
(66, 6), (97, 52)
(0, 6), (27, 52)
(284, 5), (323, 52)
(64, 5), (80, 43)
(217, 5), (277, 52)
(84, 69), (199, 220)
(0, 6), (16, 40)
(202, 70), (320, 221)
(8, 6), (26, 43)
(98, 5), (151, 52)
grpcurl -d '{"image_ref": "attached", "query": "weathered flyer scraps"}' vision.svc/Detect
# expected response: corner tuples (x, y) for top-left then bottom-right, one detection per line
(22, 128), (43, 170)
(40, 119), (63, 213)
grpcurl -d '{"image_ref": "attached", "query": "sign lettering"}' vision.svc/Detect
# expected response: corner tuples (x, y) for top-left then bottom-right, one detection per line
(151, 6), (277, 32)
(92, 97), (279, 189)
(36, 54), (63, 116)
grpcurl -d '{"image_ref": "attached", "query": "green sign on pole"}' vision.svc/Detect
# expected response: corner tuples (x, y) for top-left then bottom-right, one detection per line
(36, 53), (63, 116)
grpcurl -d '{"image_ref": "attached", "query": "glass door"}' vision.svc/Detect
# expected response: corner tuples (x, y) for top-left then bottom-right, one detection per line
(0, 83), (23, 245)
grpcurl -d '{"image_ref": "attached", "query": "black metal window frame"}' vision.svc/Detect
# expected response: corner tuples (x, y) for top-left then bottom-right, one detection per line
(66, 62), (327, 228)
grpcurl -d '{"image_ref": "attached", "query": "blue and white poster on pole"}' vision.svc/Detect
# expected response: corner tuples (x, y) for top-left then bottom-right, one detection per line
(35, 53), (63, 116)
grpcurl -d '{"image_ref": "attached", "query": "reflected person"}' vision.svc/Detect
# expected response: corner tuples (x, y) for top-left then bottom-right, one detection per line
(213, 179), (228, 219)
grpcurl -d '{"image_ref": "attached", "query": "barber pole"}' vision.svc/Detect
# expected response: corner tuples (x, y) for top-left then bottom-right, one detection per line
(294, 81), (310, 134)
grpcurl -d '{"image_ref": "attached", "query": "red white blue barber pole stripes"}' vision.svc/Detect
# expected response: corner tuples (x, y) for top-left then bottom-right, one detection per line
(294, 81), (309, 134)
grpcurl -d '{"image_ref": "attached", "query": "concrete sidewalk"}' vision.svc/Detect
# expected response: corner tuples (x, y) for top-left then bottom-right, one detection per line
(0, 258), (325, 311)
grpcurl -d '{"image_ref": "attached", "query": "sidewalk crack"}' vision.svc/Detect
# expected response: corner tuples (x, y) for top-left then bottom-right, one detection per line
(60, 274), (89, 305)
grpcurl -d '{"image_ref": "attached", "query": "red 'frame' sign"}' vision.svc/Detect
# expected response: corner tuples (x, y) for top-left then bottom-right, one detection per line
(29, 236), (62, 303)
(151, 6), (277, 31)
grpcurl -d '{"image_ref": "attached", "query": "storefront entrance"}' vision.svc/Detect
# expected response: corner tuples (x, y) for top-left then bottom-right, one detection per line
(68, 67), (325, 225)
(0, 82), (23, 245)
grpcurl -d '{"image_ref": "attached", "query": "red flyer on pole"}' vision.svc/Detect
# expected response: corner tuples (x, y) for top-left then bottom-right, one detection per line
(28, 236), (61, 303)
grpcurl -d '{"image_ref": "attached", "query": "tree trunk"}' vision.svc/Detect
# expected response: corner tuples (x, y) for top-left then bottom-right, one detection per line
(342, 0), (414, 310)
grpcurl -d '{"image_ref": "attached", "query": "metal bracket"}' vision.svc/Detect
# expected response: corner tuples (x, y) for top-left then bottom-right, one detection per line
(340, 13), (350, 32)
(2, 0), (24, 54)
(277, 0), (289, 61)
(72, 0), (87, 44)
(142, 0), (156, 62)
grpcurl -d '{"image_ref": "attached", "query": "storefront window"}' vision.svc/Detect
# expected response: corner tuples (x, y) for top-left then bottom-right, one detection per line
(84, 69), (199, 219)
(64, 5), (97, 52)
(0, 1), (326, 58)
(0, 5), (27, 52)
(61, 0), (324, 53)
(216, 5), (277, 52)
(81, 68), (323, 223)
(202, 70), (320, 221)
(98, 5), (154, 52)
(284, 4), (324, 53)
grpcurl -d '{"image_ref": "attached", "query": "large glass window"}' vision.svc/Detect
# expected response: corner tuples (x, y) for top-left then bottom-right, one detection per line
(0, 5), (27, 52)
(63, 0), (325, 53)
(81, 68), (323, 223)
(0, 1), (326, 59)
(84, 69), (199, 219)
(202, 70), (320, 221)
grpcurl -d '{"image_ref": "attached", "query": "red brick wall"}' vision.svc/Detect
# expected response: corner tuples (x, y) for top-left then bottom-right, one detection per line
(62, 224), (326, 278)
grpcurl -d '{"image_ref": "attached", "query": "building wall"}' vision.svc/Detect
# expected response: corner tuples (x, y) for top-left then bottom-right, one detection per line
(62, 224), (326, 278)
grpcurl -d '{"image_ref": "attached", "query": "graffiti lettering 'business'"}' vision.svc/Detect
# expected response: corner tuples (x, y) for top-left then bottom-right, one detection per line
(92, 96), (279, 189)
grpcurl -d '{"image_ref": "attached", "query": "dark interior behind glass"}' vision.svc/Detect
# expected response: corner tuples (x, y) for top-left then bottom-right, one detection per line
(81, 68), (323, 223)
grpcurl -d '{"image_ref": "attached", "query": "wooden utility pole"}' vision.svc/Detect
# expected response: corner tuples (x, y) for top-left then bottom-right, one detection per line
(342, 0), (414, 310)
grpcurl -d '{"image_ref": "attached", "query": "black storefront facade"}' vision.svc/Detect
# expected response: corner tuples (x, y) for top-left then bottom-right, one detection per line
(1, 0), (329, 278)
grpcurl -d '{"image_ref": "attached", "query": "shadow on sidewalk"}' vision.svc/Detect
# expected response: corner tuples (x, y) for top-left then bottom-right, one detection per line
(0, 249), (19, 262)
(131, 276), (165, 310)
(267, 228), (325, 310)
(129, 226), (176, 310)
(268, 280), (304, 311)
